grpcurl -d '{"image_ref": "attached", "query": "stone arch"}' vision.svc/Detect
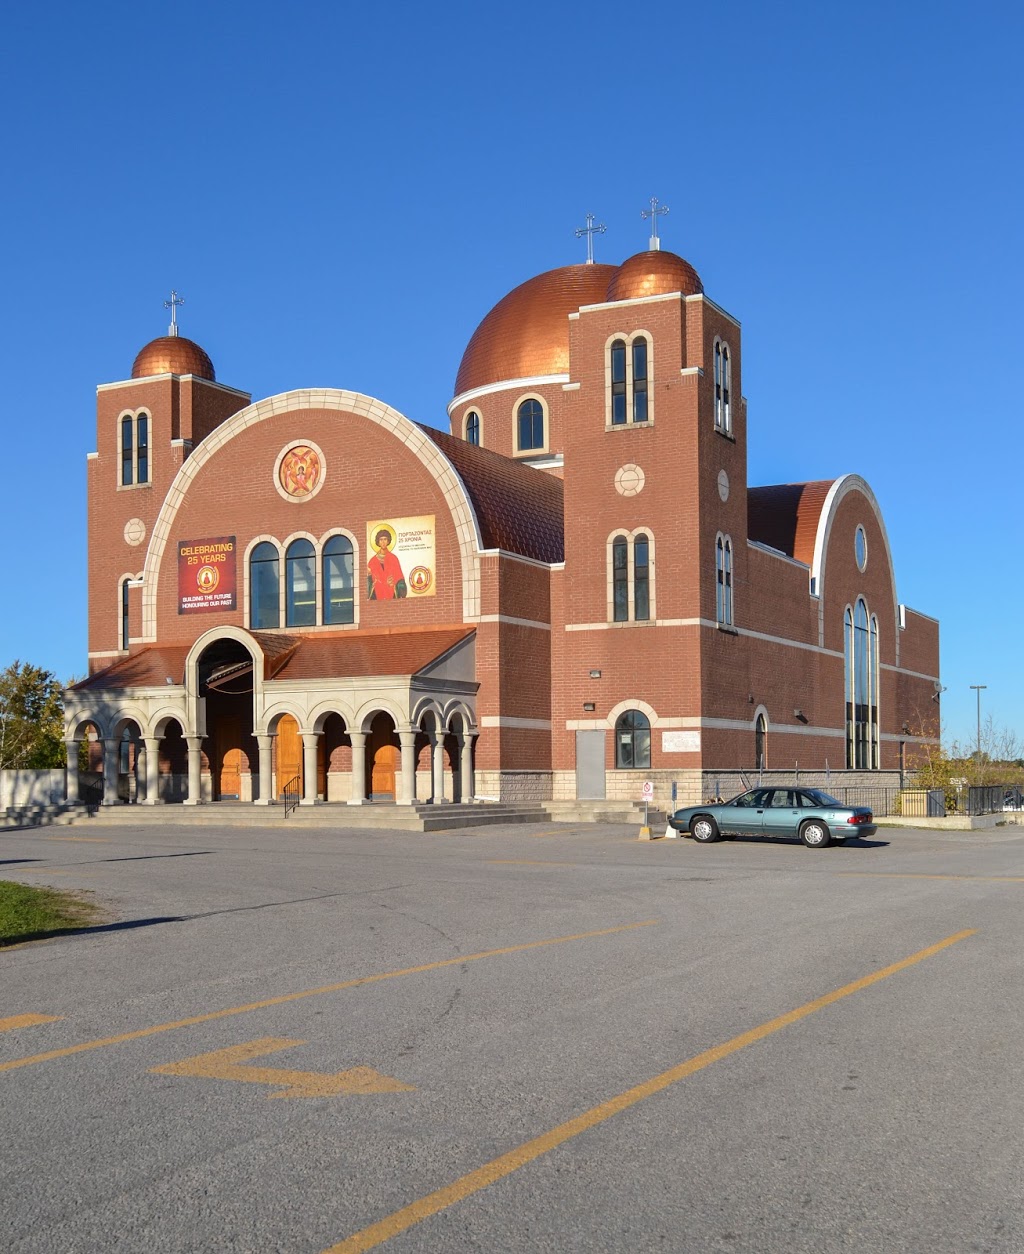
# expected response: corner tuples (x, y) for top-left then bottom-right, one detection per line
(605, 697), (660, 728)
(141, 390), (485, 640)
(353, 698), (407, 734)
(308, 702), (353, 735)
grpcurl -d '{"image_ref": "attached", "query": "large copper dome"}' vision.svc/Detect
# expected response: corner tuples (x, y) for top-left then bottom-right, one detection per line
(606, 250), (703, 302)
(132, 335), (216, 381)
(454, 264), (616, 397)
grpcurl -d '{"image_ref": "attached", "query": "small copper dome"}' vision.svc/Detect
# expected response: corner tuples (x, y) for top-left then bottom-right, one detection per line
(606, 250), (703, 303)
(454, 263), (617, 397)
(132, 335), (216, 381)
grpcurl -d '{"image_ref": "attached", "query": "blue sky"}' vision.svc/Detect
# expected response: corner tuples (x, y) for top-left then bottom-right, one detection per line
(0, 0), (1019, 747)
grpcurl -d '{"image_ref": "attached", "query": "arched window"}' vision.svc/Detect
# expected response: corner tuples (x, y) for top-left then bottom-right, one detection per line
(121, 416), (134, 486)
(249, 542), (280, 629)
(716, 535), (733, 624)
(634, 534), (650, 621)
(610, 340), (627, 425)
(466, 411), (480, 446)
(120, 578), (130, 650)
(755, 713), (767, 770)
(285, 538), (316, 627)
(632, 338), (648, 423)
(714, 341), (732, 435)
(845, 599), (879, 768)
(517, 399), (545, 451)
(136, 413), (149, 484)
(615, 709), (651, 769)
(612, 536), (628, 622)
(323, 534), (354, 625)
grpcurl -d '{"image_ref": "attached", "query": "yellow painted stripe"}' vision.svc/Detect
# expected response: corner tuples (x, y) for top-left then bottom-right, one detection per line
(0, 920), (657, 1075)
(38, 836), (112, 843)
(0, 1014), (61, 1032)
(324, 927), (977, 1254)
(842, 871), (1024, 883)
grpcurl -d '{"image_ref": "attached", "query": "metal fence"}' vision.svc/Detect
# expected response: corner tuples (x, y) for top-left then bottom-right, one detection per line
(962, 785), (1024, 817)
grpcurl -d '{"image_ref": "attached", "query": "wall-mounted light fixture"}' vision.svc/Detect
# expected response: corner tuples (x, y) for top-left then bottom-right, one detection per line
(793, 708), (808, 723)
(583, 702), (596, 712)
(165, 677), (174, 685)
(589, 669), (602, 679)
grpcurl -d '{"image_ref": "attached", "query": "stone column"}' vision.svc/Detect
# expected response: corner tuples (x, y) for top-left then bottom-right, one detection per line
(184, 736), (204, 806)
(398, 728), (417, 806)
(64, 741), (80, 804)
(431, 732), (447, 803)
(459, 731), (477, 803)
(301, 733), (319, 805)
(255, 734), (273, 805)
(347, 731), (367, 805)
(102, 738), (119, 806)
(143, 737), (161, 804)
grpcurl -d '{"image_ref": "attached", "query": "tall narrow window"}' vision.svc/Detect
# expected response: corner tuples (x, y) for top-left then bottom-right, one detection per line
(755, 713), (767, 770)
(517, 399), (544, 451)
(323, 535), (354, 625)
(466, 411), (480, 445)
(285, 539), (316, 627)
(612, 536), (628, 622)
(610, 340), (627, 425)
(136, 414), (149, 485)
(846, 599), (879, 768)
(716, 535), (733, 624)
(249, 542), (280, 630)
(634, 534), (650, 620)
(120, 579), (130, 650)
(721, 345), (731, 434)
(632, 338), (648, 423)
(615, 709), (651, 769)
(121, 416), (134, 486)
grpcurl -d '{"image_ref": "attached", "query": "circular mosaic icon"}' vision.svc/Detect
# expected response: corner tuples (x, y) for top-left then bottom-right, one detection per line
(276, 443), (325, 501)
(718, 469), (730, 502)
(123, 517), (146, 547)
(614, 464), (646, 497)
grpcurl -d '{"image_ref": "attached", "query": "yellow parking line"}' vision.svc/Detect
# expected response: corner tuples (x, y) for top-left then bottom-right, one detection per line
(324, 928), (977, 1253)
(38, 836), (112, 844)
(0, 1014), (62, 1032)
(0, 920), (657, 1075)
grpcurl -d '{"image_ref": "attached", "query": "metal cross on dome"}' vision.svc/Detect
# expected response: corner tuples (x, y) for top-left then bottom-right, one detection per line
(641, 197), (669, 251)
(164, 290), (185, 337)
(574, 212), (607, 265)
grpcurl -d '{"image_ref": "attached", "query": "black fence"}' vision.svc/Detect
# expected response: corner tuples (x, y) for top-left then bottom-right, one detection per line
(962, 785), (1024, 817)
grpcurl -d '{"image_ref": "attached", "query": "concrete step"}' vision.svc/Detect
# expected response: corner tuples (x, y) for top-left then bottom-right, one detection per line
(2, 802), (92, 830)
(541, 800), (667, 824)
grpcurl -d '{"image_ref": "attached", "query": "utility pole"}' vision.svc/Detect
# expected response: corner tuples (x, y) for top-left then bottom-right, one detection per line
(969, 685), (987, 765)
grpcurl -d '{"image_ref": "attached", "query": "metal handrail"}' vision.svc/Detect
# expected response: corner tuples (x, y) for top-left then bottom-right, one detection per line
(282, 775), (301, 817)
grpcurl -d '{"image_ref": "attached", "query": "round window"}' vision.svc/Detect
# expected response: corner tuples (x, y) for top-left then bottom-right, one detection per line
(855, 525), (867, 572)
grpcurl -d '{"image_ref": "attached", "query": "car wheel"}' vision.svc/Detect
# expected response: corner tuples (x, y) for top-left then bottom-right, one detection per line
(800, 820), (831, 849)
(691, 816), (720, 843)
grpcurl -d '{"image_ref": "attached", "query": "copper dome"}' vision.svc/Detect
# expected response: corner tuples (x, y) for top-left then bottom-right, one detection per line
(606, 250), (703, 302)
(454, 263), (617, 397)
(132, 335), (216, 381)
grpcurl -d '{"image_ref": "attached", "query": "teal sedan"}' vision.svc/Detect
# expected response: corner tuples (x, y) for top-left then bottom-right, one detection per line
(668, 786), (877, 848)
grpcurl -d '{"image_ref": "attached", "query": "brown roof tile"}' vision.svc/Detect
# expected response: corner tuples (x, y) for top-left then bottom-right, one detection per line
(271, 628), (474, 681)
(747, 480), (836, 567)
(74, 646), (191, 691)
(423, 427), (564, 563)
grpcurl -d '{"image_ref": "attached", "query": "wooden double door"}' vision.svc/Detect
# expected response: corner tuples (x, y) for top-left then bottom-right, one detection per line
(276, 716), (327, 799)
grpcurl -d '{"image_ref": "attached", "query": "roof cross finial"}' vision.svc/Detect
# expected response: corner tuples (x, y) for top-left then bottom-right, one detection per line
(164, 289), (185, 337)
(641, 197), (669, 251)
(574, 212), (607, 265)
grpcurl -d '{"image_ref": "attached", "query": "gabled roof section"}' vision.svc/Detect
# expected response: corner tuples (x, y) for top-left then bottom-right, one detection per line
(423, 427), (564, 564)
(74, 646), (191, 691)
(747, 480), (836, 568)
(270, 628), (475, 681)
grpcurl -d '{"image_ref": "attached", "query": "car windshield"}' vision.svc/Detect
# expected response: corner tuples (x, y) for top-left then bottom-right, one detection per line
(801, 789), (841, 806)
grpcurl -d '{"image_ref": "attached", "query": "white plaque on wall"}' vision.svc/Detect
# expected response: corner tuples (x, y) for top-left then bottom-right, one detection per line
(662, 730), (700, 753)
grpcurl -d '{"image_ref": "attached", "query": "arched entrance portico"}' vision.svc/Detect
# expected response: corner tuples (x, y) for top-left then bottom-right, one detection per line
(196, 637), (257, 802)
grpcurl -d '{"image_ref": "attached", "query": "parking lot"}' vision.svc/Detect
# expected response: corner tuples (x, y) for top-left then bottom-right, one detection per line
(2, 817), (1023, 1252)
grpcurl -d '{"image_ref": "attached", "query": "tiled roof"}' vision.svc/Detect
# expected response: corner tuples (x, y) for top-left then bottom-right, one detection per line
(74, 646), (191, 691)
(747, 480), (836, 567)
(268, 628), (474, 681)
(423, 427), (564, 564)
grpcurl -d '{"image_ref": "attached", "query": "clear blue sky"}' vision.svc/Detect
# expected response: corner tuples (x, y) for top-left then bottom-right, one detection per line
(1, 0), (1019, 748)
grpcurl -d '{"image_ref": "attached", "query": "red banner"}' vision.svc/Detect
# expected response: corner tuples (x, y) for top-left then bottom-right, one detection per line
(178, 536), (237, 615)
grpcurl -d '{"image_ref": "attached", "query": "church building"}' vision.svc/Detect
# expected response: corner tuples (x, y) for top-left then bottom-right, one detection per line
(65, 223), (940, 809)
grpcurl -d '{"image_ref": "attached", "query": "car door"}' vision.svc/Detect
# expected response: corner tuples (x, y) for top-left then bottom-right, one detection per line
(728, 788), (774, 835)
(761, 788), (800, 840)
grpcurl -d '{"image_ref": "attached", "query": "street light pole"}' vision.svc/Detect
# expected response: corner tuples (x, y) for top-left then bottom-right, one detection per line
(969, 684), (987, 763)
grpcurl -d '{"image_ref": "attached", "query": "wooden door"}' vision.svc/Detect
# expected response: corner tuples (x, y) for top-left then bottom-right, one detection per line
(277, 715), (302, 797)
(371, 744), (397, 800)
(217, 716), (242, 800)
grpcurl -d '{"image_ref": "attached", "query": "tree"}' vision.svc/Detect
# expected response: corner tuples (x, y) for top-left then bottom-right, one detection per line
(0, 662), (67, 770)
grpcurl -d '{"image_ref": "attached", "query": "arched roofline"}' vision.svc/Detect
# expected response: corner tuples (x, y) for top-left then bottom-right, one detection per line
(140, 390), (485, 641)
